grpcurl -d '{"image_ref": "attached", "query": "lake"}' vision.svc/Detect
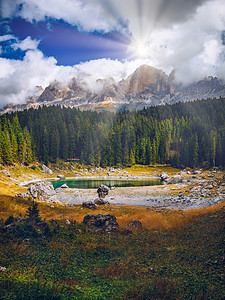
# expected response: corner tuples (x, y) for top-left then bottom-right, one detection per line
(52, 178), (162, 189)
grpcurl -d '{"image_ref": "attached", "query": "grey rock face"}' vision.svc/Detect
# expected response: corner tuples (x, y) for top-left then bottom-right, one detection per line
(83, 214), (119, 233)
(42, 164), (53, 175)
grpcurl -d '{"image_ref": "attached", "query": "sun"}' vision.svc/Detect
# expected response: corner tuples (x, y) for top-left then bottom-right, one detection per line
(128, 38), (149, 59)
(135, 42), (148, 57)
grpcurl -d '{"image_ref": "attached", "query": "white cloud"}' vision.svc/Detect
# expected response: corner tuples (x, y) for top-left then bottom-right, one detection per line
(137, 0), (225, 84)
(0, 34), (17, 42)
(0, 0), (120, 33)
(12, 36), (40, 51)
(0, 48), (76, 107)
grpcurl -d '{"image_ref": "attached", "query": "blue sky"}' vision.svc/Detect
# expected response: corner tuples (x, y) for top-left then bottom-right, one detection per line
(0, 18), (130, 65)
(0, 0), (225, 107)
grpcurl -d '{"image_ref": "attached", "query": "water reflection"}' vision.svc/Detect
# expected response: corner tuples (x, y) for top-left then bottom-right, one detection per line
(52, 179), (162, 189)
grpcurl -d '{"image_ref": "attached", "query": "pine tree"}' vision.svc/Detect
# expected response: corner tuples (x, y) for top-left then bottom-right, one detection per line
(1, 130), (13, 165)
(26, 201), (41, 224)
(23, 127), (33, 164)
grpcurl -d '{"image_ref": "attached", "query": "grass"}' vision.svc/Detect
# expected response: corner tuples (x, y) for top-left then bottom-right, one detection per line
(0, 207), (224, 299)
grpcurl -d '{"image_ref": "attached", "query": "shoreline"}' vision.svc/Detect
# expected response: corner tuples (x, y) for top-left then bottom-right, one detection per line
(1, 165), (224, 211)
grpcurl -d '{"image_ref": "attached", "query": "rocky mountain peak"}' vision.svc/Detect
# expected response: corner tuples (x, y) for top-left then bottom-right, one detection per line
(123, 64), (170, 94)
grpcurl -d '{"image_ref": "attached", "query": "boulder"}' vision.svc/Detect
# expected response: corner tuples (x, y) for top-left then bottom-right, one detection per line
(27, 181), (57, 201)
(223, 174), (225, 180)
(42, 164), (53, 175)
(160, 172), (168, 181)
(57, 175), (65, 180)
(128, 220), (143, 230)
(94, 198), (109, 205)
(169, 176), (183, 184)
(83, 214), (119, 233)
(97, 184), (109, 199)
(82, 201), (98, 209)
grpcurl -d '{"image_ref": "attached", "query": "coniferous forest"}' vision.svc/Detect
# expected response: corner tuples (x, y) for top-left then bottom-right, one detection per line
(0, 97), (225, 169)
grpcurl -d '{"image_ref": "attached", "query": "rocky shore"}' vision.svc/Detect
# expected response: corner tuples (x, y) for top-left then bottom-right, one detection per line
(3, 165), (225, 210)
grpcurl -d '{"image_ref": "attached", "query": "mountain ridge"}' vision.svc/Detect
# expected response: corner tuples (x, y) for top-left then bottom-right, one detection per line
(1, 65), (225, 114)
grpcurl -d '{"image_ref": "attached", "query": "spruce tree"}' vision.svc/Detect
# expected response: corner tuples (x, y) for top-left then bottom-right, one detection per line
(26, 201), (41, 224)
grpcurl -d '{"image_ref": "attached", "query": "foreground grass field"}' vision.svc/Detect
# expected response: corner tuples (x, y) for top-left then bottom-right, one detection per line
(0, 202), (224, 299)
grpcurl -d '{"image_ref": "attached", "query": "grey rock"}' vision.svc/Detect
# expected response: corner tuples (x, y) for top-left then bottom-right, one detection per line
(179, 171), (186, 176)
(16, 192), (28, 199)
(2, 170), (11, 177)
(57, 175), (65, 179)
(60, 184), (69, 189)
(206, 185), (213, 189)
(65, 220), (71, 225)
(97, 184), (109, 199)
(128, 220), (143, 230)
(169, 176), (182, 184)
(27, 181), (57, 201)
(160, 172), (168, 181)
(42, 164), (53, 175)
(82, 201), (98, 209)
(94, 198), (109, 205)
(193, 170), (201, 174)
(83, 214), (119, 233)
(27, 184), (38, 198)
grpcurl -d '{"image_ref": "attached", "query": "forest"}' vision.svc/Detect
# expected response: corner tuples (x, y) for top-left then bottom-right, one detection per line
(0, 97), (224, 169)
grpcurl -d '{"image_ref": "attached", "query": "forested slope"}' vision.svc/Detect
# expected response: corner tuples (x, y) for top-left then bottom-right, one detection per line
(0, 98), (224, 168)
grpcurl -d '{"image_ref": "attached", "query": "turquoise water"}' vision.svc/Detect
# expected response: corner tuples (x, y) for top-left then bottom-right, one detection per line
(52, 179), (162, 189)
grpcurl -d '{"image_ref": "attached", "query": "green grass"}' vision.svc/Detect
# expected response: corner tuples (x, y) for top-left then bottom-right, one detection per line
(0, 209), (224, 299)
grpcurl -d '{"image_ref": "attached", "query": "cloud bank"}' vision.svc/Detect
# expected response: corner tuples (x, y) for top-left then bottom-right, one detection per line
(0, 0), (225, 106)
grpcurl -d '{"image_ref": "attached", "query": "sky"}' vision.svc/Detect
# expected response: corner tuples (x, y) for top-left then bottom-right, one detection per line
(0, 0), (225, 107)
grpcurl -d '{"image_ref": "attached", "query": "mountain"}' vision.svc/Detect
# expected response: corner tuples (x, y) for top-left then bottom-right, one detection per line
(1, 65), (225, 114)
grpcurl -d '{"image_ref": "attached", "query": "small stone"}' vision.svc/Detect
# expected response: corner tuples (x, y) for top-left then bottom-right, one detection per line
(42, 164), (53, 175)
(60, 184), (69, 189)
(2, 170), (11, 177)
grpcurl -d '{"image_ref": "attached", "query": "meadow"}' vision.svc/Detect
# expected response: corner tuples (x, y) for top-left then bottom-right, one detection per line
(0, 196), (224, 299)
(0, 164), (224, 299)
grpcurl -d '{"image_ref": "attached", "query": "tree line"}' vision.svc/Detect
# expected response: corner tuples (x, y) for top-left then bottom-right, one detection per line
(0, 97), (224, 169)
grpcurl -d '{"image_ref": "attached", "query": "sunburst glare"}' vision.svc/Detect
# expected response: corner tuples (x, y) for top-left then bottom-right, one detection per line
(128, 37), (150, 59)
